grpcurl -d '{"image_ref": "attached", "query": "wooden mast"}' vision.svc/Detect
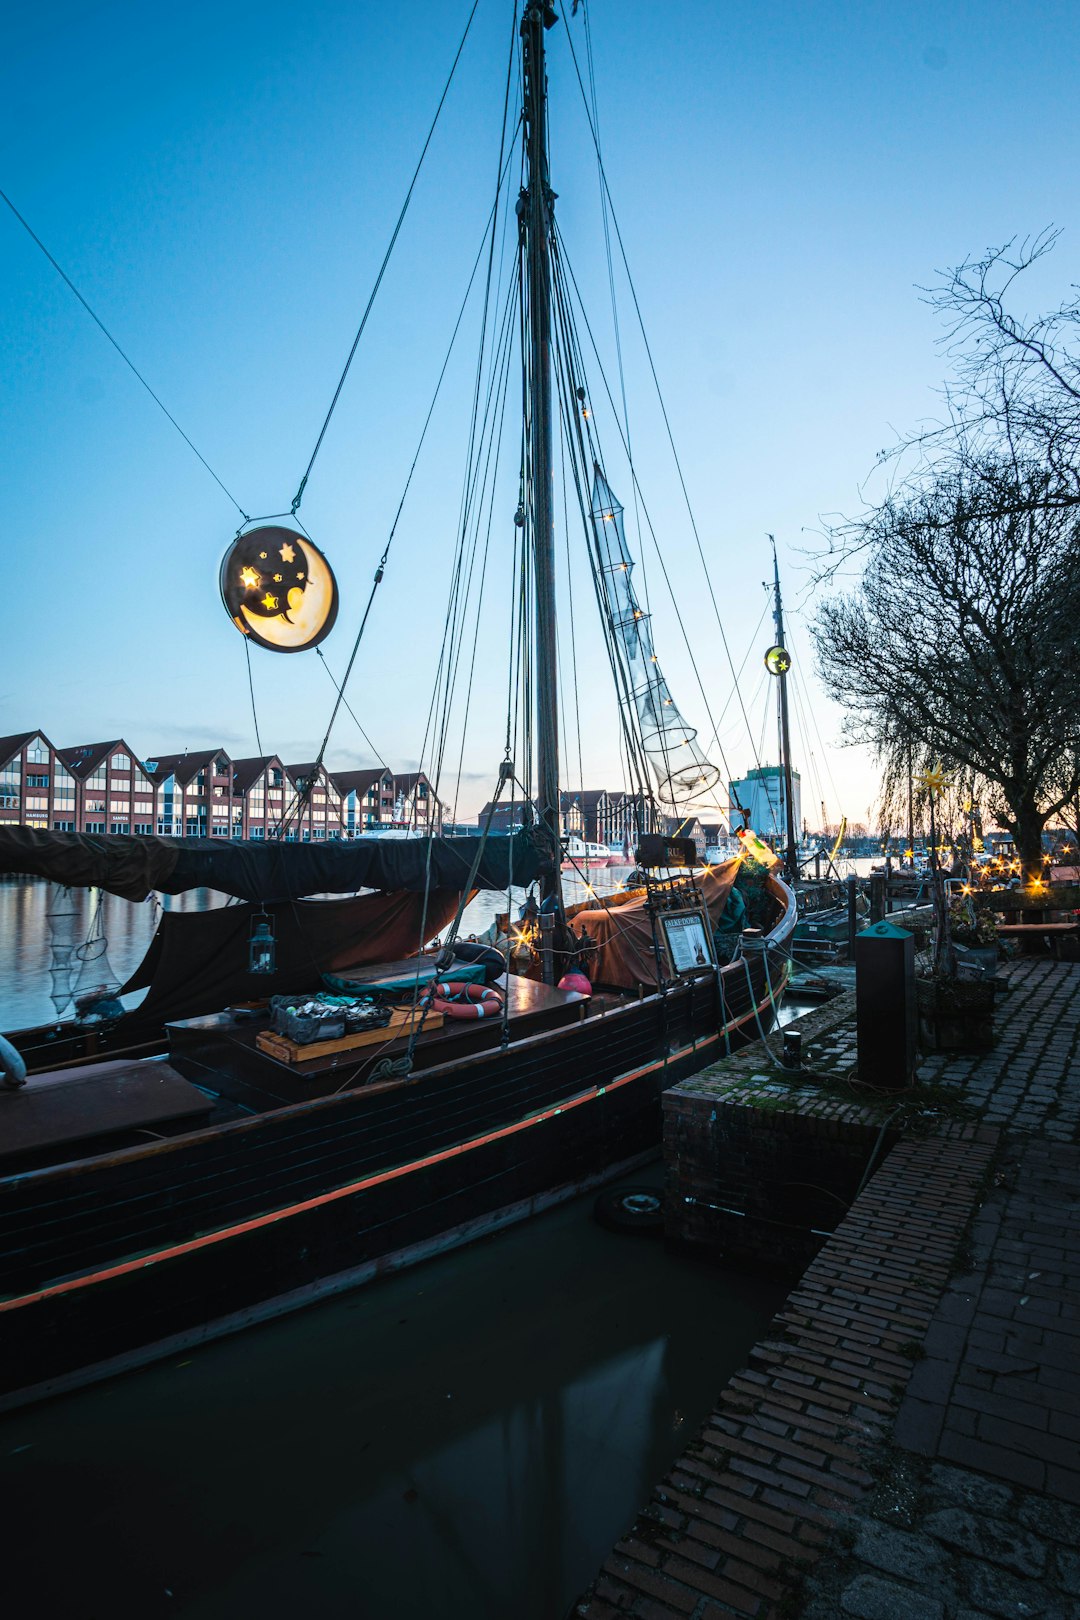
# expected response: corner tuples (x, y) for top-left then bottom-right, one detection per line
(521, 2), (563, 937)
(770, 538), (799, 883)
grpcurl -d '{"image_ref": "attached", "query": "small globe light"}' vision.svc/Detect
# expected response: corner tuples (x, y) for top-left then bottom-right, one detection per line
(764, 644), (791, 676)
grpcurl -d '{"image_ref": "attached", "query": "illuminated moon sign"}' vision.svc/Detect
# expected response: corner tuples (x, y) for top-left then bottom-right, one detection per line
(764, 644), (792, 676)
(220, 525), (339, 653)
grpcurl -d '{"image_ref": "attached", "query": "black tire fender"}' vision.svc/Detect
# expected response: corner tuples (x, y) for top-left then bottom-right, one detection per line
(593, 1184), (664, 1236)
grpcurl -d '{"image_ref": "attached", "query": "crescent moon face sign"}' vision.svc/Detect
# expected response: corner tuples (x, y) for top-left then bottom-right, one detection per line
(219, 525), (339, 653)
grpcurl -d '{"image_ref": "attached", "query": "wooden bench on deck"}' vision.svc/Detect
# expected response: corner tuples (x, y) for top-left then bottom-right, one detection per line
(0, 1058), (213, 1163)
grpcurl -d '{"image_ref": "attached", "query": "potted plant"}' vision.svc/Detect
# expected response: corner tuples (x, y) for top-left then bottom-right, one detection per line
(913, 765), (996, 1053)
(947, 893), (1000, 977)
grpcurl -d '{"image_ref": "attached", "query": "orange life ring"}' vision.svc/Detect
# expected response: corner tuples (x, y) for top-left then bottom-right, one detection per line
(424, 980), (505, 1020)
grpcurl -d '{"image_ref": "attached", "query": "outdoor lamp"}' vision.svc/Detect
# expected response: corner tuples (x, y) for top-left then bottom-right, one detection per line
(221, 525), (339, 653)
(249, 912), (277, 975)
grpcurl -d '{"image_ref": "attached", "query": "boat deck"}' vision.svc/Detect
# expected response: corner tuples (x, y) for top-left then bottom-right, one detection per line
(169, 970), (591, 1109)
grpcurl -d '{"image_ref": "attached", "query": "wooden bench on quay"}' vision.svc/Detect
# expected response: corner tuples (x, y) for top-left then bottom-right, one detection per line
(996, 920), (1080, 958)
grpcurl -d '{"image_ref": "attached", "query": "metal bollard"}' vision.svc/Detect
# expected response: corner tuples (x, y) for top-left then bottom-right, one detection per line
(855, 920), (916, 1091)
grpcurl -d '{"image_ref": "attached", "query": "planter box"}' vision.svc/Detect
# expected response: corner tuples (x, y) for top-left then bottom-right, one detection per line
(916, 976), (995, 1053)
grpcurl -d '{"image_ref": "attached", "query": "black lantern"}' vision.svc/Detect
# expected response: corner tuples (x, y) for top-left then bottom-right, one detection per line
(220, 525), (339, 653)
(249, 912), (277, 975)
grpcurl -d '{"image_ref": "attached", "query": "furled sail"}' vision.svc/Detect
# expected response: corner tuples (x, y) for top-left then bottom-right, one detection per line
(0, 826), (547, 904)
(590, 467), (721, 803)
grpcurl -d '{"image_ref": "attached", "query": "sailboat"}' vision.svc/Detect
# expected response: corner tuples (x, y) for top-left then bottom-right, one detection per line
(0, 2), (795, 1410)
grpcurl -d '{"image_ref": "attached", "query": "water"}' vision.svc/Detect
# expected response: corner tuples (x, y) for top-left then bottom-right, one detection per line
(0, 1168), (784, 1619)
(0, 868), (638, 1030)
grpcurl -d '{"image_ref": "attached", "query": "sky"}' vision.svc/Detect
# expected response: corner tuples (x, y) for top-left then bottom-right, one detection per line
(3, 0), (1079, 830)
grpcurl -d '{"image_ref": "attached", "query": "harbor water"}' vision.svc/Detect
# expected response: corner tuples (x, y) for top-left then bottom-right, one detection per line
(0, 1164), (785, 1618)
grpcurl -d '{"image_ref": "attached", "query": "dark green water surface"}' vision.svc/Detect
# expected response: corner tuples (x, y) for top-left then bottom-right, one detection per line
(0, 1170), (785, 1619)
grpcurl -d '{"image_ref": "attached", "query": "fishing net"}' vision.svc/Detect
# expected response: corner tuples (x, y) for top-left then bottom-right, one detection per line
(590, 468), (720, 804)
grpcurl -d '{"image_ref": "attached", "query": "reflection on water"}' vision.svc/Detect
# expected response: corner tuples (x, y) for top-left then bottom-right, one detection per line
(0, 870), (633, 1030)
(0, 1168), (784, 1620)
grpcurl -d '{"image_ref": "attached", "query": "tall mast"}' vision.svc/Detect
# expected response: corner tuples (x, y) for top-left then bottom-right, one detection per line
(769, 538), (799, 883)
(521, 1), (561, 912)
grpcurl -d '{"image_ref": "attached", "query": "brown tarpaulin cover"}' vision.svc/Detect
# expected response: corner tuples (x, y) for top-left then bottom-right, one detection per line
(118, 889), (461, 1030)
(570, 860), (742, 990)
(0, 825), (543, 903)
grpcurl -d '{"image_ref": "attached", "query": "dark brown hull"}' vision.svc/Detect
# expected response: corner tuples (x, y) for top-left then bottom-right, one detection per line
(0, 940), (790, 1411)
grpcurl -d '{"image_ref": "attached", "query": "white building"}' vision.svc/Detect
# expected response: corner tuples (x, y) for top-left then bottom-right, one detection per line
(728, 765), (801, 845)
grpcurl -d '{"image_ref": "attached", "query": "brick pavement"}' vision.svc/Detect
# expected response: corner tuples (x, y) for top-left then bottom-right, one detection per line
(918, 959), (1080, 1141)
(574, 959), (1080, 1619)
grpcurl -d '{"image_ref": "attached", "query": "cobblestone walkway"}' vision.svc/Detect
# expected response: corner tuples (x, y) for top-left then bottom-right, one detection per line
(802, 962), (1080, 1619)
(575, 958), (1080, 1618)
(919, 959), (1080, 1140)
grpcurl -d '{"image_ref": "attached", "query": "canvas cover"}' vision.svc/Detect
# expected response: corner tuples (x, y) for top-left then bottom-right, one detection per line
(570, 860), (741, 990)
(118, 889), (462, 1030)
(0, 826), (545, 903)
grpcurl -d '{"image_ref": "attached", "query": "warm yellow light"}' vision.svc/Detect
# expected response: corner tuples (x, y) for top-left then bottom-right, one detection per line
(221, 524), (339, 654)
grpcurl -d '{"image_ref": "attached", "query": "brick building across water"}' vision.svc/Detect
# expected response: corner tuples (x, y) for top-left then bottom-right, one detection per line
(0, 730), (443, 842)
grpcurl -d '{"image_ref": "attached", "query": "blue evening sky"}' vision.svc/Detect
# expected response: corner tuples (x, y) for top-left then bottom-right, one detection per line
(3, 0), (1078, 828)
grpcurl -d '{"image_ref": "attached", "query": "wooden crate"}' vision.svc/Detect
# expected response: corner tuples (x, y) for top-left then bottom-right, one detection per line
(255, 1005), (443, 1065)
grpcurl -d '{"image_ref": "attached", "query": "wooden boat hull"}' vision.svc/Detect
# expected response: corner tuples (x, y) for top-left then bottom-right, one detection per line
(0, 949), (787, 1411)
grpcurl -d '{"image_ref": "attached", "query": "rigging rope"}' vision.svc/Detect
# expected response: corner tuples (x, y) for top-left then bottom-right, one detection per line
(289, 0), (481, 515)
(560, 26), (762, 774)
(244, 640), (264, 757)
(1, 186), (248, 518)
(272, 137), (521, 837)
(315, 649), (388, 770)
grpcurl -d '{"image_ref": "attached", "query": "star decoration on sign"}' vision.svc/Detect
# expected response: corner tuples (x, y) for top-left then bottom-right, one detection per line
(280, 542), (296, 562)
(239, 567), (260, 590)
(261, 593), (279, 611)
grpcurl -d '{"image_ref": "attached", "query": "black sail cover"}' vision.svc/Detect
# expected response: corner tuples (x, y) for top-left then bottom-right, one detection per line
(0, 826), (547, 903)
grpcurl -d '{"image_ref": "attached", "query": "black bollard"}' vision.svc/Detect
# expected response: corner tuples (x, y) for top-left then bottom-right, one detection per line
(870, 872), (886, 924)
(855, 920), (916, 1091)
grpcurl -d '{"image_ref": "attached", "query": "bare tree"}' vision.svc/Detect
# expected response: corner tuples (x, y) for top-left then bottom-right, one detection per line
(811, 458), (1080, 884)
